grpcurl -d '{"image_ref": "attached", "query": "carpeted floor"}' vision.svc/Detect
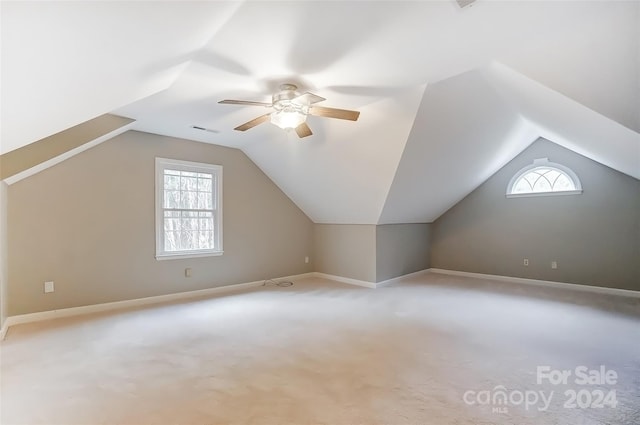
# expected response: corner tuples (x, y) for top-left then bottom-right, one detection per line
(1, 273), (639, 424)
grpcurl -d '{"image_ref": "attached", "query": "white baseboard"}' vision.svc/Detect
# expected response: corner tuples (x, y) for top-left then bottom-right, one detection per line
(312, 272), (376, 288)
(428, 268), (640, 298)
(375, 269), (431, 288)
(311, 269), (431, 289)
(0, 321), (8, 341)
(1, 272), (314, 340)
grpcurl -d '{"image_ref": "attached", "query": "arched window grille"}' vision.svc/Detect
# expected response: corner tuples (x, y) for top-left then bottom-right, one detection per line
(507, 158), (582, 198)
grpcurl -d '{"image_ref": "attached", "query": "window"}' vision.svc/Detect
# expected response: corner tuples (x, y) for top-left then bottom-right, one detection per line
(155, 158), (222, 260)
(507, 158), (582, 198)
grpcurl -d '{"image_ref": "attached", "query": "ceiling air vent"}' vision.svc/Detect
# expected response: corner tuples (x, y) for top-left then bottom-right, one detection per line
(456, 0), (477, 8)
(191, 125), (219, 134)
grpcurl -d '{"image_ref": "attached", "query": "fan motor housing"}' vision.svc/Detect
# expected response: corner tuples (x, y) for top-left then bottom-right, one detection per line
(272, 84), (304, 112)
(272, 91), (296, 104)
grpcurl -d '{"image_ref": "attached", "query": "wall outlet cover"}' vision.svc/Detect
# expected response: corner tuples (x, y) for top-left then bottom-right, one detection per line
(44, 281), (54, 293)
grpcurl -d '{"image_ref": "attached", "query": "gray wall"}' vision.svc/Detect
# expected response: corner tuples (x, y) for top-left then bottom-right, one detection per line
(314, 224), (377, 282)
(7, 131), (314, 315)
(376, 223), (430, 282)
(431, 138), (640, 291)
(314, 223), (431, 283)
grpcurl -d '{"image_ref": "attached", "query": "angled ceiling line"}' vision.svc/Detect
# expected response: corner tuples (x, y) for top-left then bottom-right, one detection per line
(483, 62), (640, 181)
(374, 82), (430, 225)
(1, 114), (135, 184)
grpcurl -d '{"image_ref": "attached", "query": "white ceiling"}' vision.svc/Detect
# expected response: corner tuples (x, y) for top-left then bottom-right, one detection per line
(2, 1), (639, 224)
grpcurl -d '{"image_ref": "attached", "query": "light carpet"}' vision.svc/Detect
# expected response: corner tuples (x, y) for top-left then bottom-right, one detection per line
(1, 273), (639, 424)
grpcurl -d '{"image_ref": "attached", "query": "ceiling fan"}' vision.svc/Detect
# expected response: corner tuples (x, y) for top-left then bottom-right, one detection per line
(219, 84), (360, 138)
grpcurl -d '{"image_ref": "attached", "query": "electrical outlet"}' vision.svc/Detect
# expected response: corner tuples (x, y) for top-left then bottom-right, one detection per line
(44, 281), (54, 293)
(523, 258), (529, 266)
(185, 268), (192, 278)
(304, 256), (309, 264)
(551, 261), (558, 269)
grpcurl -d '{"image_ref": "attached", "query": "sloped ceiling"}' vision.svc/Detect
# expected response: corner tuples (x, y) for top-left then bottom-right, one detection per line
(379, 69), (538, 224)
(2, 1), (639, 224)
(0, 1), (242, 152)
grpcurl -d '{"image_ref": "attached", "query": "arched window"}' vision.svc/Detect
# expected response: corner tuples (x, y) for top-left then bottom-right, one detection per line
(507, 158), (582, 198)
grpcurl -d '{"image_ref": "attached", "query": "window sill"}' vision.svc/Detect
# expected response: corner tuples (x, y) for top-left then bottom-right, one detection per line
(156, 251), (224, 261)
(506, 190), (582, 199)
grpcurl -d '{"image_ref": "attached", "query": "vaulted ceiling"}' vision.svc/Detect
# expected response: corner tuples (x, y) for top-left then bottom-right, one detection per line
(2, 1), (639, 224)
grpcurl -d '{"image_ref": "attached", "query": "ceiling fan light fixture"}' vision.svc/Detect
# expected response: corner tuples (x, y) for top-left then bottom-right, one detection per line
(270, 109), (306, 130)
(220, 83), (359, 137)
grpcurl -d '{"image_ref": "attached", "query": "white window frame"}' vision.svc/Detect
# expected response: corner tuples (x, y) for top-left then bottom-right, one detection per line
(155, 158), (223, 260)
(506, 158), (582, 198)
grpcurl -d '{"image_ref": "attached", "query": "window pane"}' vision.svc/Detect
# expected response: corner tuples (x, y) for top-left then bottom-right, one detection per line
(510, 166), (577, 195)
(163, 211), (214, 252)
(198, 231), (214, 249)
(180, 191), (197, 209)
(198, 176), (212, 192)
(532, 175), (552, 192)
(164, 174), (180, 190)
(164, 217), (180, 231)
(158, 161), (221, 255)
(181, 175), (198, 191)
(197, 192), (212, 209)
(199, 218), (211, 231)
(524, 172), (540, 187)
(164, 190), (180, 208)
(513, 178), (532, 193)
(546, 170), (561, 186)
(164, 231), (179, 252)
(181, 215), (198, 231)
(180, 230), (194, 250)
(554, 174), (574, 191)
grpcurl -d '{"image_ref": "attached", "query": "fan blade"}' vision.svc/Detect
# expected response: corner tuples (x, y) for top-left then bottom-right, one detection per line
(292, 92), (326, 105)
(234, 113), (271, 131)
(309, 106), (360, 121)
(295, 122), (313, 138)
(219, 100), (272, 107)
